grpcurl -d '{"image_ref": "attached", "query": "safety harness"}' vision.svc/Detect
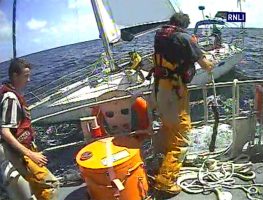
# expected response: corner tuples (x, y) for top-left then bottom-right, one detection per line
(0, 84), (35, 148)
(146, 54), (181, 100)
(146, 25), (196, 99)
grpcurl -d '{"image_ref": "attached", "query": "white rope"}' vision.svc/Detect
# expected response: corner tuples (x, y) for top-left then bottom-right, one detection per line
(177, 159), (262, 199)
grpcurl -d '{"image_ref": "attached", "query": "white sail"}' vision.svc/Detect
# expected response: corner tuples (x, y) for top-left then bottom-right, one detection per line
(102, 0), (175, 28)
(96, 0), (175, 43)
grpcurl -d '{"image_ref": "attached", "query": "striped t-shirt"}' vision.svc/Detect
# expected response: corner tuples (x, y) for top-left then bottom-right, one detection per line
(0, 91), (23, 129)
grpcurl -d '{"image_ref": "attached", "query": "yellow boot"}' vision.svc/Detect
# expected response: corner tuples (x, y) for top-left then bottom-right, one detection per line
(153, 151), (183, 194)
(153, 134), (189, 195)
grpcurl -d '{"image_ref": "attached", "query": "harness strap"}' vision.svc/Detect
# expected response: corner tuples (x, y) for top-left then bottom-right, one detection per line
(154, 54), (161, 100)
(148, 54), (181, 100)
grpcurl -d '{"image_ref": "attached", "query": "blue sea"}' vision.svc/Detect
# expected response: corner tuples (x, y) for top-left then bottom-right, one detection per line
(0, 28), (263, 199)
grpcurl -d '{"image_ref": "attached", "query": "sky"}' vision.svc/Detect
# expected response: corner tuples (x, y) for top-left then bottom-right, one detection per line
(0, 0), (262, 62)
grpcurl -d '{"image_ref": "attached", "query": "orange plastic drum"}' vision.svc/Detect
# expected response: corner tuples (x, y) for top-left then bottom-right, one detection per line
(76, 136), (149, 200)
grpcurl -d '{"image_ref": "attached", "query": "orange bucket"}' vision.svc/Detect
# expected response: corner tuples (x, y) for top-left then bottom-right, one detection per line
(76, 136), (149, 200)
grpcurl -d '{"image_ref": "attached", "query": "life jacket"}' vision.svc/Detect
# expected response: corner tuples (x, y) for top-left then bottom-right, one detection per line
(147, 25), (196, 84)
(0, 84), (34, 148)
(130, 51), (142, 71)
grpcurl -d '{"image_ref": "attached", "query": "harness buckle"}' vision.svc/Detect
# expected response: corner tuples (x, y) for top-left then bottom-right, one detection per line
(163, 68), (169, 77)
(154, 67), (170, 78)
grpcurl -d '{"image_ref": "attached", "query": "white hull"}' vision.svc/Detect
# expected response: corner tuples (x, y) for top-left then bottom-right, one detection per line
(31, 57), (241, 124)
(192, 51), (243, 85)
(30, 47), (243, 125)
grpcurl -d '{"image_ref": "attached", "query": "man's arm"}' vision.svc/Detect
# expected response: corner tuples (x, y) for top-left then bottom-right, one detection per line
(1, 128), (48, 166)
(1, 129), (48, 166)
(197, 57), (214, 72)
(180, 33), (215, 72)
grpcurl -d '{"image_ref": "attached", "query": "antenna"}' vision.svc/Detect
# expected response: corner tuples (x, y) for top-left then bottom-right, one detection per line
(198, 6), (205, 20)
(237, 0), (244, 29)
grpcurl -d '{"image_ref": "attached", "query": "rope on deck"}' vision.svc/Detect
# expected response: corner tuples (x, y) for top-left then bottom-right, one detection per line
(177, 158), (263, 199)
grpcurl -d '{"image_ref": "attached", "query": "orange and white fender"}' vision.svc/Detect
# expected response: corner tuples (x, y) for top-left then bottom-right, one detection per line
(131, 97), (150, 131)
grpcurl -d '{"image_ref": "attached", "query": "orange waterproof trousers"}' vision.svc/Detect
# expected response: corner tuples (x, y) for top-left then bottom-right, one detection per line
(151, 79), (191, 193)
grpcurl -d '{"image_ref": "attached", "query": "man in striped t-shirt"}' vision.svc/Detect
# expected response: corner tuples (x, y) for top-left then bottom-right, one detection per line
(0, 87), (23, 129)
(0, 59), (59, 200)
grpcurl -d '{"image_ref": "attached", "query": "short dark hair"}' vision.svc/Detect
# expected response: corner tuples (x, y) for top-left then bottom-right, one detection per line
(9, 58), (32, 80)
(170, 12), (190, 29)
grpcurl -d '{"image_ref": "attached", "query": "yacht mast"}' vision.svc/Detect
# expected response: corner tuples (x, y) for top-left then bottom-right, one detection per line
(12, 0), (17, 58)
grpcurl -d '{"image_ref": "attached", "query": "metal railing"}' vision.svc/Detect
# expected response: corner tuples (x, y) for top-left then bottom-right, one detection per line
(26, 50), (154, 106)
(39, 79), (263, 153)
